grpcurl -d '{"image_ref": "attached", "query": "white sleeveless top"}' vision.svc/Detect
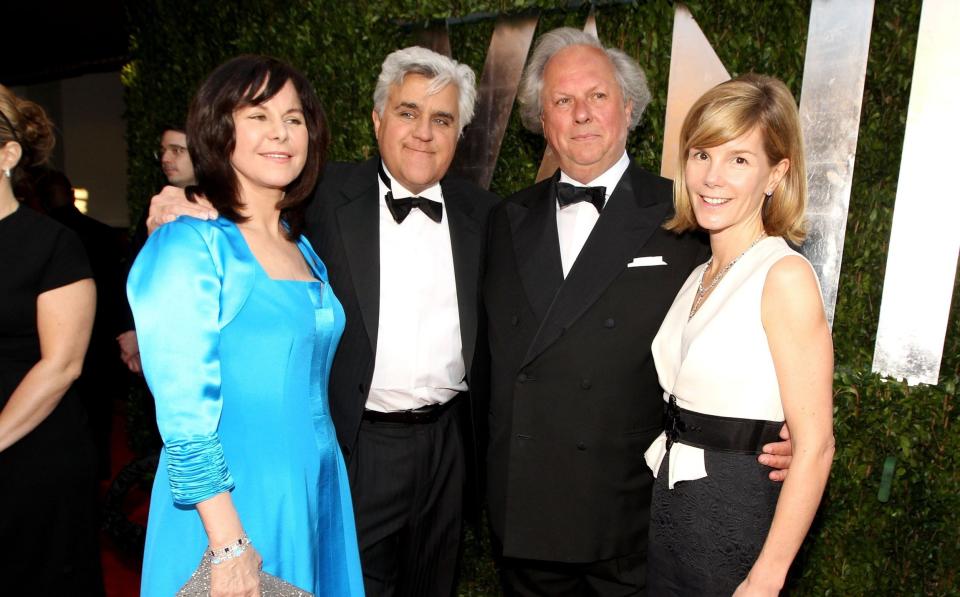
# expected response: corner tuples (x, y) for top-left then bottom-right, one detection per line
(644, 236), (814, 489)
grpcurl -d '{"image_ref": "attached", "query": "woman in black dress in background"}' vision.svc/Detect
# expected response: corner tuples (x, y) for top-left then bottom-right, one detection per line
(0, 84), (103, 595)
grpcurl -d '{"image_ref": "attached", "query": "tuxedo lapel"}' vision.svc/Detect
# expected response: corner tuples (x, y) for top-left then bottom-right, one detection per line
(522, 164), (671, 367)
(443, 179), (485, 372)
(335, 158), (381, 353)
(508, 176), (564, 324)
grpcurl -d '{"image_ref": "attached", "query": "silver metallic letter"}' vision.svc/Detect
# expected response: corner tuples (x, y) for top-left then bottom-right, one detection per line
(660, 4), (729, 178)
(872, 0), (960, 386)
(797, 0), (875, 327)
(451, 14), (538, 189)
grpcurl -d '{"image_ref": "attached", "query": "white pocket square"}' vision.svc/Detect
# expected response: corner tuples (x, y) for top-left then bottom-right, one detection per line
(628, 256), (667, 267)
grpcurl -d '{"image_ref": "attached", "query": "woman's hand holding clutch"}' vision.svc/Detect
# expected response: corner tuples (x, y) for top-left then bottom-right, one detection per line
(210, 544), (262, 597)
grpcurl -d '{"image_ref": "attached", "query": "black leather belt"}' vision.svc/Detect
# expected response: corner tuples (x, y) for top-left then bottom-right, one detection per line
(362, 395), (459, 425)
(664, 394), (783, 455)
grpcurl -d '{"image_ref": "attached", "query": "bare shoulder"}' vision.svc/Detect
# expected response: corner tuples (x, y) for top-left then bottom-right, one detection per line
(762, 254), (826, 326)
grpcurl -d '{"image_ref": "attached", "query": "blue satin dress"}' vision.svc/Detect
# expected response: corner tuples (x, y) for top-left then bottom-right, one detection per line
(128, 217), (363, 597)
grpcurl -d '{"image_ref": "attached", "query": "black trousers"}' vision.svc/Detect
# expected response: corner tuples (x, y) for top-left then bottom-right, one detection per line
(347, 404), (466, 597)
(496, 535), (646, 597)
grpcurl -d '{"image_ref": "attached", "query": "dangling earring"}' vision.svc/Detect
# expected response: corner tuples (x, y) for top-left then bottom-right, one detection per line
(2, 168), (10, 179)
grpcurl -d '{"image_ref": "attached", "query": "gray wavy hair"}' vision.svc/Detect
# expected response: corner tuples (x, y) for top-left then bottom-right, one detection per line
(373, 46), (477, 135)
(517, 27), (652, 134)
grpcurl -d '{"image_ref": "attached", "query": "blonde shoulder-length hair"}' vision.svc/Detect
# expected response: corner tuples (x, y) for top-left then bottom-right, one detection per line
(665, 74), (808, 244)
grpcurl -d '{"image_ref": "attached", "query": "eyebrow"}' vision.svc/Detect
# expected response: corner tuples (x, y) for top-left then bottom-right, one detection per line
(395, 102), (455, 122)
(692, 146), (760, 157)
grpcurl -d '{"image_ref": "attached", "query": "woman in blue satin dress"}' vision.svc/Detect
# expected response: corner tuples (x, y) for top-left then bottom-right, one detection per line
(129, 56), (363, 597)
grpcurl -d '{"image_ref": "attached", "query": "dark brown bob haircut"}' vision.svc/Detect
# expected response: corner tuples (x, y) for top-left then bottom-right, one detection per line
(186, 55), (329, 238)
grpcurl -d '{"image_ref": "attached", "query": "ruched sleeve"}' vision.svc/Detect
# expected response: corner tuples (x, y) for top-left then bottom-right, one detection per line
(127, 219), (234, 505)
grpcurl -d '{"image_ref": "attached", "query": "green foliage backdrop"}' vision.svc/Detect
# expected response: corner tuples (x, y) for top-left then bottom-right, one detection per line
(126, 1), (957, 594)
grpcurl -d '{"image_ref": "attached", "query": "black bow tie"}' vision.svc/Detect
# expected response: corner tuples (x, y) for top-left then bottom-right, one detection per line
(378, 160), (443, 224)
(556, 182), (606, 213)
(386, 194), (443, 224)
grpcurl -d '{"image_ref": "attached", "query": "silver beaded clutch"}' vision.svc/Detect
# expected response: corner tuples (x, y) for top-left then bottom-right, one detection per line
(176, 553), (314, 597)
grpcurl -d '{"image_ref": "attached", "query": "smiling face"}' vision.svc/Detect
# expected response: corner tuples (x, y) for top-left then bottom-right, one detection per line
(685, 126), (789, 240)
(230, 80), (308, 200)
(540, 45), (633, 184)
(372, 74), (460, 194)
(159, 130), (196, 187)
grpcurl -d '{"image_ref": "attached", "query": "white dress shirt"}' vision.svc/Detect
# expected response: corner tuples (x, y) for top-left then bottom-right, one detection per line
(556, 151), (631, 277)
(366, 163), (467, 412)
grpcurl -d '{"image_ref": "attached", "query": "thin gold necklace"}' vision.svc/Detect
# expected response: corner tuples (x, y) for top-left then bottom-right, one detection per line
(689, 233), (767, 320)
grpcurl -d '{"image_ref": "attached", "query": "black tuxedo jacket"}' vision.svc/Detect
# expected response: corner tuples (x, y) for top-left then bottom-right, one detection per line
(305, 157), (498, 473)
(483, 162), (709, 563)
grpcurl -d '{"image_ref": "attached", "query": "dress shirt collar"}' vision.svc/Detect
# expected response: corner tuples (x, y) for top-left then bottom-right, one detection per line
(380, 160), (444, 204)
(558, 151), (631, 203)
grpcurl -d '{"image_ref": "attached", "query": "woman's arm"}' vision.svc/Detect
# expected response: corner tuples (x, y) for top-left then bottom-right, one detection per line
(129, 220), (259, 596)
(197, 493), (262, 597)
(0, 279), (95, 452)
(736, 255), (835, 596)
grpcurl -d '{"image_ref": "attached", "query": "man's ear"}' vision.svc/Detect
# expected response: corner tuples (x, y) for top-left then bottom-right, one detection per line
(371, 110), (382, 138)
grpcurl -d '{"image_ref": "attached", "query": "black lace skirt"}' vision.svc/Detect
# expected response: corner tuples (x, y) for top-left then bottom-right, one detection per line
(647, 449), (781, 596)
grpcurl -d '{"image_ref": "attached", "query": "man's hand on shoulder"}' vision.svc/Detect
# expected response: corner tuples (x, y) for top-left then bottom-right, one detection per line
(146, 186), (218, 235)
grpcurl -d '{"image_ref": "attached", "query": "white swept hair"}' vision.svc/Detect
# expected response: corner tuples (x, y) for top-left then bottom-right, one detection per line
(517, 27), (651, 134)
(373, 46), (477, 135)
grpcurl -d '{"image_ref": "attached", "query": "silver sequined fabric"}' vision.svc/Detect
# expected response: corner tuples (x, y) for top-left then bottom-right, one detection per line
(176, 554), (314, 597)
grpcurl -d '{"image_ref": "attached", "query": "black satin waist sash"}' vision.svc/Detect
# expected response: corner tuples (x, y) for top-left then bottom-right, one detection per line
(664, 394), (784, 455)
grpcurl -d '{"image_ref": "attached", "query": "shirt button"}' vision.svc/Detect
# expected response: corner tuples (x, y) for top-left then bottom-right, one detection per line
(604, 318), (615, 329)
(577, 442), (587, 451)
(580, 379), (592, 390)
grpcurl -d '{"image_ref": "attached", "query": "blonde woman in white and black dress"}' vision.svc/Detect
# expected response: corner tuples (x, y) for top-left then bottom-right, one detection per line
(644, 74), (835, 596)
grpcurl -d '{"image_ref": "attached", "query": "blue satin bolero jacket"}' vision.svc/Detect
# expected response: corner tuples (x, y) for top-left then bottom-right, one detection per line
(127, 216), (328, 505)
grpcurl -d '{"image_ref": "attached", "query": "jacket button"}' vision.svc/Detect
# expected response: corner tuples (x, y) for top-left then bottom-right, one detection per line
(511, 315), (520, 326)
(577, 442), (587, 451)
(580, 379), (592, 390)
(358, 383), (366, 394)
(604, 318), (615, 329)
(518, 372), (529, 383)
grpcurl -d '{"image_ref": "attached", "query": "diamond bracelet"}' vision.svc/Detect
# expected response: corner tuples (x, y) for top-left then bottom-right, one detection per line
(209, 535), (251, 565)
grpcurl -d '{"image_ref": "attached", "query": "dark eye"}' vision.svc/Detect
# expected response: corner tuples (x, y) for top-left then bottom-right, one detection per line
(434, 118), (451, 127)
(691, 150), (708, 160)
(735, 156), (748, 165)
(556, 97), (571, 106)
(592, 91), (607, 100)
(285, 117), (303, 126)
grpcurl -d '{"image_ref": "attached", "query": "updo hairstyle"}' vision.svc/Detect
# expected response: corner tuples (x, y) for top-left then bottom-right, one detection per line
(0, 84), (56, 185)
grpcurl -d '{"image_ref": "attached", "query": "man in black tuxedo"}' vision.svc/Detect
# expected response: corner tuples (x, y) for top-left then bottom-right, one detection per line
(147, 48), (497, 597)
(482, 28), (791, 595)
(305, 47), (497, 597)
